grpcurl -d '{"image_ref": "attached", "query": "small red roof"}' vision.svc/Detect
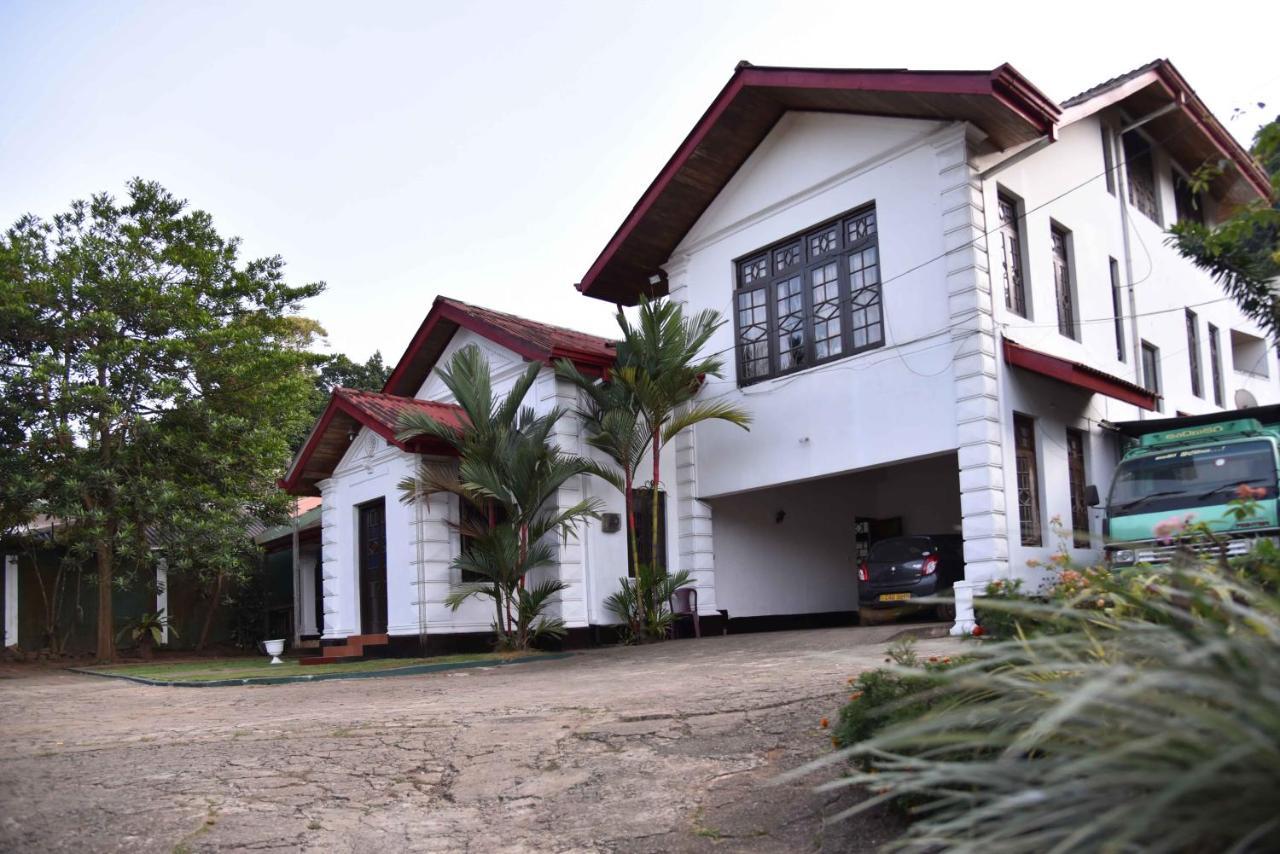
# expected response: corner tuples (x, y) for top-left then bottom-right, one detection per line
(1003, 338), (1157, 411)
(383, 296), (616, 397)
(280, 388), (465, 496)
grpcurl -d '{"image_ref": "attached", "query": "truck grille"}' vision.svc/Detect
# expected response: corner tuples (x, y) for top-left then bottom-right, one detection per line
(1133, 538), (1256, 566)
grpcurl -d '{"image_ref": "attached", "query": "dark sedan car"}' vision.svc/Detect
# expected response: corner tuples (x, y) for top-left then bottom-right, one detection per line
(858, 534), (964, 620)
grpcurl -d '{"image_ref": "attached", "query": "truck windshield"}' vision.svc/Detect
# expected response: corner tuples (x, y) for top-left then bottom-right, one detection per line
(1109, 440), (1277, 516)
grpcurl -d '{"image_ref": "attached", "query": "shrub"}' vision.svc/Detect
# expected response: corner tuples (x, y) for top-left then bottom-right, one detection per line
(831, 639), (967, 759)
(801, 540), (1280, 852)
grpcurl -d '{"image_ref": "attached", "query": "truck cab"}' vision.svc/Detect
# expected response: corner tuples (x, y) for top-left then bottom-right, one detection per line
(1091, 406), (1280, 567)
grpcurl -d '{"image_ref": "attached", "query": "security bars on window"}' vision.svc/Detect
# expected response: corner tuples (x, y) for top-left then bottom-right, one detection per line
(734, 205), (882, 384)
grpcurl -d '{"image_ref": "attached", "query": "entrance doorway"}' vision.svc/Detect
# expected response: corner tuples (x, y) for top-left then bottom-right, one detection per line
(357, 499), (388, 635)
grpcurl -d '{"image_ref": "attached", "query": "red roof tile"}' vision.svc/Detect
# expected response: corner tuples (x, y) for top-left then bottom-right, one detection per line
(335, 388), (467, 435)
(383, 296), (616, 396)
(279, 389), (465, 495)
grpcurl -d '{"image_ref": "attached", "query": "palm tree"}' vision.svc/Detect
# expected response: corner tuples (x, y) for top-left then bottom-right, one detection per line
(397, 344), (613, 650)
(568, 297), (751, 639)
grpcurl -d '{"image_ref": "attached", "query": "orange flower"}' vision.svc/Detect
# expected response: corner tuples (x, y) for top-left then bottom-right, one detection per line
(819, 717), (829, 729)
(849, 691), (863, 701)
(1236, 483), (1267, 501)
(971, 625), (985, 637)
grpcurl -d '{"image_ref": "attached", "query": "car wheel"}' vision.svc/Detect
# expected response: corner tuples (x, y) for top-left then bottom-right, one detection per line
(935, 600), (956, 622)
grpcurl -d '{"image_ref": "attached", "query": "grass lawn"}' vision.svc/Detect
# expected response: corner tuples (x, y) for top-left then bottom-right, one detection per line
(84, 652), (545, 683)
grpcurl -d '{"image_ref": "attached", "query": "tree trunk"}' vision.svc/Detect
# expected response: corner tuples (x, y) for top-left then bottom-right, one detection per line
(95, 540), (114, 661)
(197, 571), (225, 651)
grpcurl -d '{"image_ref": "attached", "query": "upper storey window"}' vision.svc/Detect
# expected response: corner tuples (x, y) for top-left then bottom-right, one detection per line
(734, 204), (883, 385)
(1123, 132), (1160, 223)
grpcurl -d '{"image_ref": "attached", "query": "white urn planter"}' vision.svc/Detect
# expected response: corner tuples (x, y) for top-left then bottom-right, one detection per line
(262, 638), (286, 665)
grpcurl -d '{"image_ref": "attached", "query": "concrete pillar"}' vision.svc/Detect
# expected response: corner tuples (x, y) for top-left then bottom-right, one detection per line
(155, 559), (169, 645)
(3, 555), (16, 647)
(666, 257), (719, 615)
(934, 125), (1010, 634)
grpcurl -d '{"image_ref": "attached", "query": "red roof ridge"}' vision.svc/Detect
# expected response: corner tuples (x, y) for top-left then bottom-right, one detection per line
(382, 295), (616, 397)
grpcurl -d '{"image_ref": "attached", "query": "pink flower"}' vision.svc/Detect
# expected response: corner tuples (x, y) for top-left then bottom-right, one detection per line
(1153, 514), (1194, 545)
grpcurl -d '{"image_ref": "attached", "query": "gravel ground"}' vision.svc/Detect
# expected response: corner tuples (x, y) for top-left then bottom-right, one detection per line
(0, 626), (959, 853)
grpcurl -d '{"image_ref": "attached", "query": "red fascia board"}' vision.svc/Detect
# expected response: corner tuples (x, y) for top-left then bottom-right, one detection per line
(279, 392), (345, 494)
(1003, 339), (1157, 411)
(576, 64), (1060, 299)
(575, 69), (748, 297)
(383, 299), (610, 396)
(279, 392), (456, 495)
(1152, 64), (1271, 200)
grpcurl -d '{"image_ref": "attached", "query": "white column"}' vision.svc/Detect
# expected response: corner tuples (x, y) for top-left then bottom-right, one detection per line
(297, 547), (319, 637)
(666, 257), (719, 615)
(935, 125), (1010, 635)
(543, 372), (590, 628)
(155, 558), (169, 645)
(317, 479), (351, 639)
(4, 555), (17, 648)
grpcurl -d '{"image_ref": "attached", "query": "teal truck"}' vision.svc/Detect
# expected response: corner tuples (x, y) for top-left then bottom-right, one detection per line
(1087, 405), (1280, 566)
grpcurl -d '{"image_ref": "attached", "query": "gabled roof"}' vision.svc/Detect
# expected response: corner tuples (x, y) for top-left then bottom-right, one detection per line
(575, 62), (1061, 304)
(280, 388), (465, 496)
(1057, 59), (1268, 205)
(383, 296), (616, 397)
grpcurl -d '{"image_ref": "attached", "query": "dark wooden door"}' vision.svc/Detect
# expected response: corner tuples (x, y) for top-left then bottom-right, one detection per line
(357, 499), (388, 635)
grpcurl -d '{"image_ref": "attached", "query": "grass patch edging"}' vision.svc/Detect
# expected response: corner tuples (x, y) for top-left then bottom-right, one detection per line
(70, 651), (573, 687)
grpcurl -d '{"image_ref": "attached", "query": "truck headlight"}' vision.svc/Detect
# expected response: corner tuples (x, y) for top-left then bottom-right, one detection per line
(1111, 549), (1136, 566)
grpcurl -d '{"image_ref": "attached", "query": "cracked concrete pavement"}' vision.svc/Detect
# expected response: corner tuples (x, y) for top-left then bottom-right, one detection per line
(0, 626), (959, 852)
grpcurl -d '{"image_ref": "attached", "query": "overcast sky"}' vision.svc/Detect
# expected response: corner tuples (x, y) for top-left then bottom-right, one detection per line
(3, 1), (1277, 364)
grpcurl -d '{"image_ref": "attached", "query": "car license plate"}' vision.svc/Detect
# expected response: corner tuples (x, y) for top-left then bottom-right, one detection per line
(879, 593), (911, 602)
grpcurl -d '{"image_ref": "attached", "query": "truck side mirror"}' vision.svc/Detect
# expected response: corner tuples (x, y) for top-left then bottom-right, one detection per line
(1084, 484), (1100, 507)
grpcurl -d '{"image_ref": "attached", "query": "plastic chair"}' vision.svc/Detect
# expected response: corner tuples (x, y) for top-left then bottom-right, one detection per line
(669, 586), (701, 638)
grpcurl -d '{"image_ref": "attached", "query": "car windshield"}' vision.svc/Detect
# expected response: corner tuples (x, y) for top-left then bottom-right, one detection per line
(869, 537), (933, 563)
(1109, 439), (1277, 515)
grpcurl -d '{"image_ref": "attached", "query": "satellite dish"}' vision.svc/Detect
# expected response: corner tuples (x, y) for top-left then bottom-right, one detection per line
(1235, 388), (1258, 410)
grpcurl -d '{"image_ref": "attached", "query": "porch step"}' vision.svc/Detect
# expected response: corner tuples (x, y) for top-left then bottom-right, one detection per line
(300, 632), (389, 665)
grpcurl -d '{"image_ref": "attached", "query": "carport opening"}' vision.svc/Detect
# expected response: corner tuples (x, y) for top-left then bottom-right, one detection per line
(708, 452), (961, 633)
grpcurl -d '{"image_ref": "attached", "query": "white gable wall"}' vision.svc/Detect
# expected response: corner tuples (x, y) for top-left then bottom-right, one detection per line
(667, 112), (962, 498)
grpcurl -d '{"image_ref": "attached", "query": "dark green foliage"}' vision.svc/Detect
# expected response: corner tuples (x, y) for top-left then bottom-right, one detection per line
(0, 179), (325, 659)
(309, 351), (390, 422)
(559, 297), (750, 642)
(1169, 116), (1280, 341)
(397, 344), (609, 651)
(832, 640), (967, 758)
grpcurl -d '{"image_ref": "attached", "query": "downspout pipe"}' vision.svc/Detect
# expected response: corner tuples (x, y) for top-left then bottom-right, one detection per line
(1111, 122), (1147, 417)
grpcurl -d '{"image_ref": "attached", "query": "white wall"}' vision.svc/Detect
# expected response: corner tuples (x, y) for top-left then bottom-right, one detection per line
(667, 112), (962, 498)
(712, 454), (961, 618)
(980, 114), (1280, 421)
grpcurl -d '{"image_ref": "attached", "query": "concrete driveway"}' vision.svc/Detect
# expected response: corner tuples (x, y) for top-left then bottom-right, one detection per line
(0, 626), (957, 853)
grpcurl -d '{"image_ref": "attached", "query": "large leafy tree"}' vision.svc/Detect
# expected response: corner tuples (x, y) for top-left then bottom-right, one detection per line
(396, 345), (611, 650)
(310, 351), (390, 421)
(1170, 116), (1280, 340)
(563, 298), (750, 641)
(0, 179), (324, 659)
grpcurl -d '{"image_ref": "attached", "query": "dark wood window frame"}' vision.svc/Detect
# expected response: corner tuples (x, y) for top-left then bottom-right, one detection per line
(627, 487), (667, 576)
(1173, 169), (1205, 225)
(1186, 309), (1203, 399)
(1050, 223), (1077, 340)
(1208, 323), (1224, 407)
(459, 499), (506, 583)
(997, 191), (1029, 318)
(1066, 428), (1090, 549)
(1109, 257), (1126, 362)
(1123, 131), (1160, 223)
(733, 204), (882, 385)
(1141, 339), (1163, 412)
(1013, 412), (1043, 547)
(1101, 124), (1116, 196)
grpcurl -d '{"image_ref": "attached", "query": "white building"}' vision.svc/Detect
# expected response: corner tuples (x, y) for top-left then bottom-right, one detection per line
(284, 59), (1276, 652)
